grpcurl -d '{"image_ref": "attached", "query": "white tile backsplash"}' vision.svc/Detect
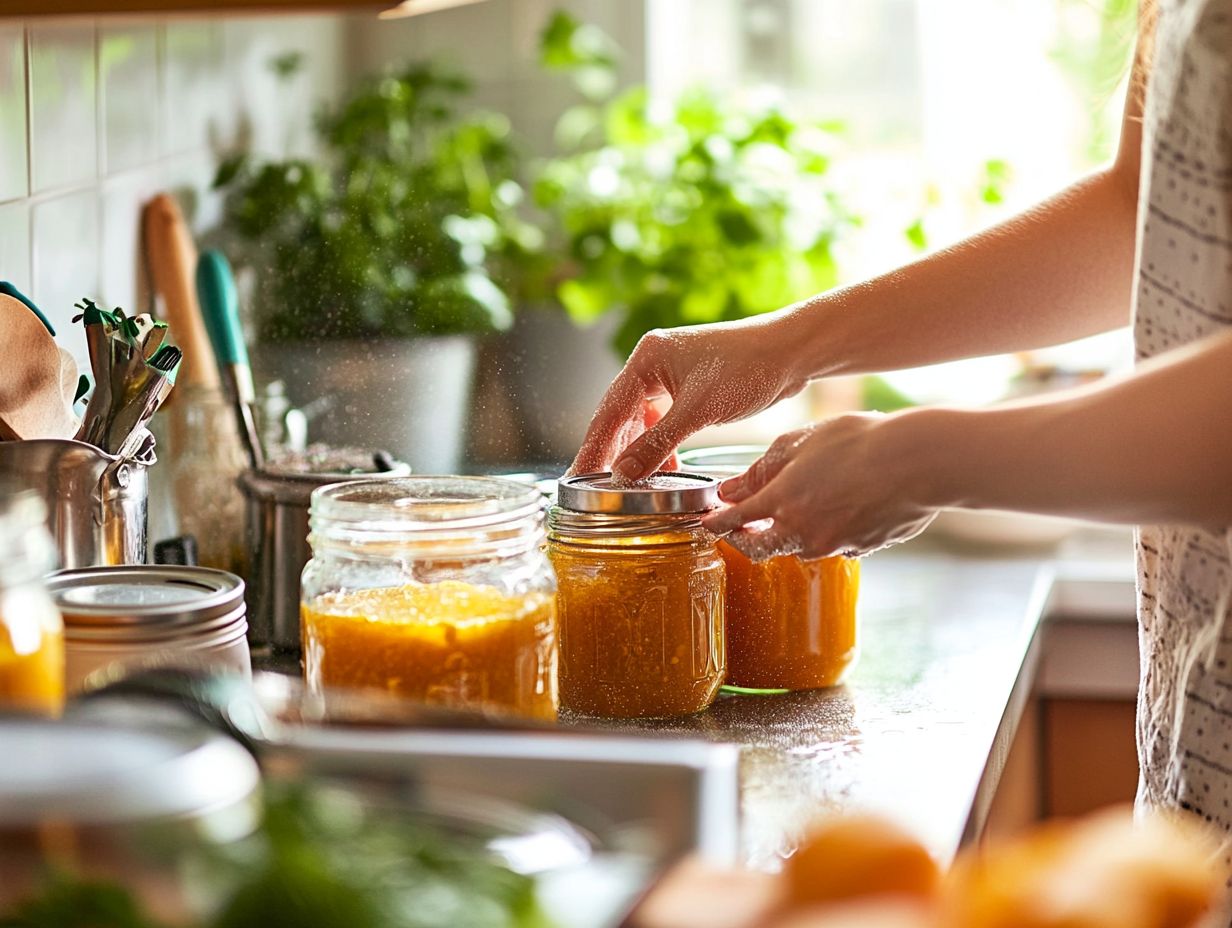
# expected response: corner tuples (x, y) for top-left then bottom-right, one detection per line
(4, 14), (344, 357)
(28, 23), (98, 194)
(163, 20), (225, 156)
(32, 190), (98, 364)
(0, 26), (28, 203)
(99, 23), (159, 175)
(0, 200), (32, 296)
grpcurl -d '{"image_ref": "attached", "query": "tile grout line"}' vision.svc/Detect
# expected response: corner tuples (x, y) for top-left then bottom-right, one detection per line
(22, 22), (31, 201)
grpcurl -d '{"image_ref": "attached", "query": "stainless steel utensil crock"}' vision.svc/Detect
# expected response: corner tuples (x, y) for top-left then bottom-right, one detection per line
(239, 459), (409, 652)
(0, 439), (148, 567)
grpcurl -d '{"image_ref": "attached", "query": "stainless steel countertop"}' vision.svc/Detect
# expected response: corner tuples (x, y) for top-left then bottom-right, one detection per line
(561, 530), (1136, 869)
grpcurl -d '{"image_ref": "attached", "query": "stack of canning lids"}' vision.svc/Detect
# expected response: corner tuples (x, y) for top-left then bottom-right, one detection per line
(47, 566), (250, 692)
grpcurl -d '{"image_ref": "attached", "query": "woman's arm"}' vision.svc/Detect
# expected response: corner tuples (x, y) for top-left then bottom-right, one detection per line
(706, 330), (1232, 560)
(573, 42), (1148, 481)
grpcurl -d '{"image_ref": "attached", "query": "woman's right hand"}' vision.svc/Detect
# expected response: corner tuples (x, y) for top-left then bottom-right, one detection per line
(569, 314), (813, 481)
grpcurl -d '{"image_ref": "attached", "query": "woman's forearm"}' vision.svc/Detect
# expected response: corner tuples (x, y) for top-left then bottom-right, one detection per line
(910, 330), (1232, 527)
(781, 166), (1141, 379)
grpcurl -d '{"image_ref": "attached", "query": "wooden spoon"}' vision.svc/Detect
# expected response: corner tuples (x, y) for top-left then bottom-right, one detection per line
(0, 294), (80, 440)
(142, 193), (220, 393)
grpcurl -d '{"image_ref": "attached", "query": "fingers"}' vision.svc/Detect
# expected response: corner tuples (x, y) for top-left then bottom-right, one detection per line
(725, 523), (801, 562)
(568, 367), (650, 476)
(611, 404), (702, 484)
(701, 485), (779, 536)
(719, 430), (806, 503)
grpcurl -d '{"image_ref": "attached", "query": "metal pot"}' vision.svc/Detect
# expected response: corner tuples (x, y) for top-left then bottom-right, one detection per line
(239, 456), (409, 653)
(0, 439), (148, 567)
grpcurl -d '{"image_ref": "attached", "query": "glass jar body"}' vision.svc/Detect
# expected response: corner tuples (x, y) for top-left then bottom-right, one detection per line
(0, 580), (64, 716)
(300, 478), (558, 720)
(548, 514), (725, 718)
(719, 542), (859, 691)
(679, 446), (860, 692)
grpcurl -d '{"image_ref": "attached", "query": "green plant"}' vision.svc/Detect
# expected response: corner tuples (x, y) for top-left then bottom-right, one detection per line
(533, 11), (858, 357)
(215, 60), (545, 342)
(3, 784), (553, 928)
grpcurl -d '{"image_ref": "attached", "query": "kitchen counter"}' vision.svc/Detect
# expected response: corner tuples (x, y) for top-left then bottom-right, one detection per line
(564, 528), (1136, 869)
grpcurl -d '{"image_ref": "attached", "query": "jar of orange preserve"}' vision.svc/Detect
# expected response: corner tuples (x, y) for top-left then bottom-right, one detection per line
(301, 476), (558, 720)
(0, 493), (64, 716)
(679, 446), (859, 692)
(548, 473), (726, 718)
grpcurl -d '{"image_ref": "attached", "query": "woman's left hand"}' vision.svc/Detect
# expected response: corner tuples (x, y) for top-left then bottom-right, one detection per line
(701, 411), (942, 561)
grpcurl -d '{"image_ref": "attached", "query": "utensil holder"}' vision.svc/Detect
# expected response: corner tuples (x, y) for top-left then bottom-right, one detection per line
(0, 439), (149, 568)
(239, 461), (408, 654)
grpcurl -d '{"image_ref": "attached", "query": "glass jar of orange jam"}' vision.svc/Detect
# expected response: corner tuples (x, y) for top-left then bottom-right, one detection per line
(0, 494), (64, 716)
(300, 477), (558, 720)
(548, 473), (726, 719)
(679, 447), (860, 692)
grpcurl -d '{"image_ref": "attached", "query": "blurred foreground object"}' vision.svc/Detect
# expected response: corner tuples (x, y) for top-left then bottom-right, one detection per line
(785, 815), (942, 907)
(635, 808), (1222, 928)
(940, 806), (1222, 928)
(0, 493), (64, 716)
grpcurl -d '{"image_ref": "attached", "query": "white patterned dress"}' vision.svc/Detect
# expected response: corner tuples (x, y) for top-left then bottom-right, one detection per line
(1132, 0), (1232, 885)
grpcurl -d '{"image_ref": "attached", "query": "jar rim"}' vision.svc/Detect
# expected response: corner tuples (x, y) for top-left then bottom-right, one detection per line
(547, 505), (707, 540)
(677, 445), (766, 477)
(311, 475), (545, 535)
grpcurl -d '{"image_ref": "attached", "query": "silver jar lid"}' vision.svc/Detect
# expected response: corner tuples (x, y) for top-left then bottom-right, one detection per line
(556, 472), (721, 515)
(48, 566), (246, 641)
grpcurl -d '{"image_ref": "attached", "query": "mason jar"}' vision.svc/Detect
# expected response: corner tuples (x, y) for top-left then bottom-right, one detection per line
(679, 446), (859, 692)
(548, 473), (726, 719)
(300, 476), (558, 720)
(0, 493), (63, 716)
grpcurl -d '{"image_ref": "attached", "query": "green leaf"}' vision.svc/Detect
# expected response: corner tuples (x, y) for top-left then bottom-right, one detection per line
(558, 276), (612, 324)
(716, 208), (760, 246)
(861, 375), (917, 413)
(603, 87), (652, 146)
(904, 218), (928, 251)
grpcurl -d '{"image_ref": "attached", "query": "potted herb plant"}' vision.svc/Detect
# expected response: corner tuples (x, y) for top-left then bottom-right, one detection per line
(215, 61), (542, 471)
(510, 11), (858, 459)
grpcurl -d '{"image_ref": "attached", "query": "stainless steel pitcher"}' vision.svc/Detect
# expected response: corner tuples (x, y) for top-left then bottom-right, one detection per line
(0, 439), (149, 568)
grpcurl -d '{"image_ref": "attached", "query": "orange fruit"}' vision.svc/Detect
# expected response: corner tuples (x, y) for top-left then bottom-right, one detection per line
(784, 815), (942, 907)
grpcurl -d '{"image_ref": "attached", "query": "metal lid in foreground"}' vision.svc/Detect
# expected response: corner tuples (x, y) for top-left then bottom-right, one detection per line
(557, 472), (721, 515)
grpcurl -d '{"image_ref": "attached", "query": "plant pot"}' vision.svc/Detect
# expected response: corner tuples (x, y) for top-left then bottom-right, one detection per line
(501, 307), (625, 463)
(254, 336), (477, 473)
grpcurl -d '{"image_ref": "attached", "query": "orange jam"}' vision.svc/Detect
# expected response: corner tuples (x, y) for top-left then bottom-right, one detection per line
(719, 542), (859, 691)
(549, 528), (725, 718)
(301, 581), (558, 720)
(0, 595), (65, 716)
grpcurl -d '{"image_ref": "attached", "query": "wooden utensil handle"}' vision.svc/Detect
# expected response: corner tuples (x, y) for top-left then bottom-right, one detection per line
(142, 193), (220, 390)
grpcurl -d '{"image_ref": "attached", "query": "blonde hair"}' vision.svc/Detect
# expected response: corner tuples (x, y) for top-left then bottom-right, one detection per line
(1133, 0), (1158, 105)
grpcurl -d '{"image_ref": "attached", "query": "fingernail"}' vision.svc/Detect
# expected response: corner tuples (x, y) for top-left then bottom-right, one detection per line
(614, 457), (643, 482)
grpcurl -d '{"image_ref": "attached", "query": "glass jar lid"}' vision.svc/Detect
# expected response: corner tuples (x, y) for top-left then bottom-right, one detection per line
(677, 445), (766, 477)
(557, 472), (721, 515)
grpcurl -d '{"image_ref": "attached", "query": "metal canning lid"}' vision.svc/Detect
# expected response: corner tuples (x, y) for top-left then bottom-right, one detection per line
(557, 472), (721, 515)
(47, 566), (246, 641)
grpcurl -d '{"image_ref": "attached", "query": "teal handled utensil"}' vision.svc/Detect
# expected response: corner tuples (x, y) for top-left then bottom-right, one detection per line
(0, 281), (55, 336)
(196, 250), (265, 471)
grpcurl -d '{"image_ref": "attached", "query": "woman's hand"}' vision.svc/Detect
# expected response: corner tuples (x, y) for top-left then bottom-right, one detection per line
(569, 316), (813, 481)
(701, 411), (942, 561)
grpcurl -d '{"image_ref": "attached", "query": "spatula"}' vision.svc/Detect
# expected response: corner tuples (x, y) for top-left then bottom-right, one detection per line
(0, 293), (79, 440)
